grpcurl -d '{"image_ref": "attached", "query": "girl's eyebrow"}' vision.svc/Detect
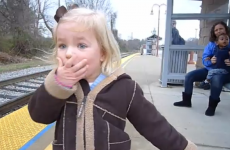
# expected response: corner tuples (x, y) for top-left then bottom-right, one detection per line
(57, 37), (85, 41)
(75, 36), (90, 43)
(57, 37), (66, 42)
(57, 36), (90, 43)
(75, 36), (86, 40)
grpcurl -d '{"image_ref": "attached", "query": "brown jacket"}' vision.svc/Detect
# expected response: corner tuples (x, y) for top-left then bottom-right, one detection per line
(28, 68), (197, 150)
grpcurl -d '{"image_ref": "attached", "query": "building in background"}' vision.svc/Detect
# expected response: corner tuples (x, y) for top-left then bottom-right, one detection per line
(146, 34), (162, 55)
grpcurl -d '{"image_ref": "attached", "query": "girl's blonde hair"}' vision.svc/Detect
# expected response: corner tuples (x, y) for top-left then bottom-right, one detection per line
(52, 8), (121, 75)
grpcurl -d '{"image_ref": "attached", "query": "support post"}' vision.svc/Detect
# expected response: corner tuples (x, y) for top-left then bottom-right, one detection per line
(161, 0), (173, 87)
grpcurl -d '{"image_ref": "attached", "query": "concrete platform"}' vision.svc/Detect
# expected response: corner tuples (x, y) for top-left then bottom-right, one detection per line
(28, 54), (230, 150)
(124, 55), (230, 150)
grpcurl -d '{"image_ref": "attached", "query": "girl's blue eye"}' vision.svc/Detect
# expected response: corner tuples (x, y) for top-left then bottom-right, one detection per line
(59, 44), (67, 49)
(78, 44), (87, 49)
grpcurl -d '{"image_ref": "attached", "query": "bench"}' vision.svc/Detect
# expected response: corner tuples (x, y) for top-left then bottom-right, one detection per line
(223, 83), (230, 92)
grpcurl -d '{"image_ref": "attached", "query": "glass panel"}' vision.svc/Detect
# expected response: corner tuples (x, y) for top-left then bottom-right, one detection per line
(171, 20), (200, 45)
(160, 19), (229, 48)
(173, 0), (229, 14)
(168, 19), (227, 45)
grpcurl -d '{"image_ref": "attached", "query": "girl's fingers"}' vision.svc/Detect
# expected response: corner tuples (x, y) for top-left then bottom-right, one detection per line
(72, 59), (88, 72)
(62, 65), (87, 79)
(58, 75), (78, 80)
(73, 65), (87, 77)
(64, 73), (79, 78)
(65, 55), (77, 68)
(61, 69), (86, 83)
(59, 59), (87, 82)
(75, 72), (86, 82)
(56, 57), (63, 68)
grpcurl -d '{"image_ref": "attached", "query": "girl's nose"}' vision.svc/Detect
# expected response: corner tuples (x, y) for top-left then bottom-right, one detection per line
(66, 54), (71, 59)
(66, 49), (72, 59)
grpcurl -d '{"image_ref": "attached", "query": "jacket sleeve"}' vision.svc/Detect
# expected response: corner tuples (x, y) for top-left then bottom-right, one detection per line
(127, 81), (197, 150)
(202, 42), (214, 67)
(28, 69), (77, 124)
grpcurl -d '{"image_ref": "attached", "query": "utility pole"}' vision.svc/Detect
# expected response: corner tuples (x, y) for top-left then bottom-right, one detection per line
(131, 32), (133, 40)
(58, 0), (61, 7)
(150, 3), (166, 57)
(156, 8), (160, 57)
(110, 14), (113, 30)
(195, 28), (197, 39)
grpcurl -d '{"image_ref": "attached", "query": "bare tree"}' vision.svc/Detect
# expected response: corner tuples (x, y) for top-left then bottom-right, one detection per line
(0, 0), (38, 54)
(0, 0), (34, 36)
(185, 38), (198, 46)
(0, 0), (116, 59)
(65, 0), (113, 15)
(64, 0), (116, 33)
(32, 0), (56, 34)
(110, 12), (117, 30)
(0, 0), (55, 56)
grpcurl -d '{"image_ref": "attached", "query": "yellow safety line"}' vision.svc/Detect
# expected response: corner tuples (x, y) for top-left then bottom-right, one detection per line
(0, 106), (47, 150)
(44, 53), (138, 150)
(121, 53), (139, 67)
(122, 55), (140, 69)
(44, 143), (52, 150)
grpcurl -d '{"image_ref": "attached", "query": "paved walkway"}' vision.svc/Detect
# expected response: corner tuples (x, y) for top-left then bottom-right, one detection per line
(125, 55), (230, 150)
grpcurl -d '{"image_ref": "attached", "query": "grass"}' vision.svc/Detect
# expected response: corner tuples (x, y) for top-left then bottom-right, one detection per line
(0, 59), (51, 73)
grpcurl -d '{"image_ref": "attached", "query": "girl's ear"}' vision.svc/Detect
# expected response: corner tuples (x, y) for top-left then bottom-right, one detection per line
(100, 50), (105, 62)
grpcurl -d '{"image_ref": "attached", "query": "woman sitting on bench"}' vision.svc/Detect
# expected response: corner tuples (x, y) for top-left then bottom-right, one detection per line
(173, 21), (230, 117)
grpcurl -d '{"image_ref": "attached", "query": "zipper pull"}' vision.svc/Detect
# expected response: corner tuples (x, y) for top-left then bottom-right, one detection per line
(77, 96), (87, 118)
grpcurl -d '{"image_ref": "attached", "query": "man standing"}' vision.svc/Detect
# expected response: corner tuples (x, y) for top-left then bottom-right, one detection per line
(171, 20), (185, 45)
(168, 20), (187, 85)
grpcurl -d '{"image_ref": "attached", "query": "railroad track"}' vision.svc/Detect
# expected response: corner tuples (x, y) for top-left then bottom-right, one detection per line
(0, 53), (134, 118)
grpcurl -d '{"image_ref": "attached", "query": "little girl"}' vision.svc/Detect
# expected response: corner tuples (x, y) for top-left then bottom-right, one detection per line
(200, 33), (230, 90)
(28, 7), (197, 150)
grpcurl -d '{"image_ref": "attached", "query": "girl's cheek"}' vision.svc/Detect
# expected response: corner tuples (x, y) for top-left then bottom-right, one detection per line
(57, 51), (62, 57)
(62, 58), (68, 66)
(220, 29), (225, 34)
(57, 50), (67, 59)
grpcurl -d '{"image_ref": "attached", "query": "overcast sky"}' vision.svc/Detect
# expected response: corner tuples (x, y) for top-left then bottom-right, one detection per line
(110, 0), (202, 44)
(48, 0), (203, 44)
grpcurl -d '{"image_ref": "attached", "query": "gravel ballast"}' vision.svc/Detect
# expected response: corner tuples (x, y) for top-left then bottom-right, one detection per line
(0, 65), (53, 81)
